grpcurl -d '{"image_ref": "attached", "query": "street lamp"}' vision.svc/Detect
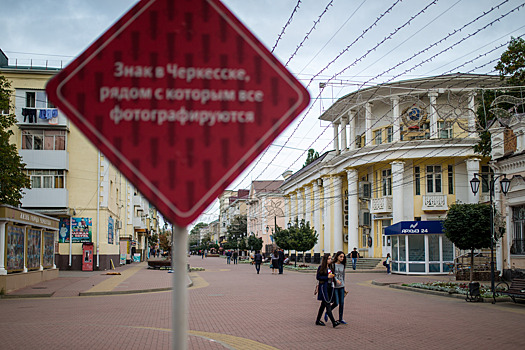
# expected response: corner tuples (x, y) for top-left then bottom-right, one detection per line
(469, 172), (510, 302)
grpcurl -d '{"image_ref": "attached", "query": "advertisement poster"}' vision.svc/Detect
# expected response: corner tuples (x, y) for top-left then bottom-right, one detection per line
(108, 216), (114, 244)
(6, 225), (25, 272)
(119, 241), (127, 265)
(43, 231), (54, 268)
(27, 228), (42, 270)
(59, 218), (70, 243)
(71, 218), (92, 242)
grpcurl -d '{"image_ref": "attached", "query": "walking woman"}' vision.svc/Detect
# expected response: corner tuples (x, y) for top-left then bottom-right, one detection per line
(386, 253), (391, 274)
(271, 250), (279, 275)
(315, 254), (340, 328)
(326, 251), (347, 324)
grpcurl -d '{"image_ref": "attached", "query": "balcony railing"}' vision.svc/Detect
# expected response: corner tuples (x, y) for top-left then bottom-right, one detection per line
(370, 196), (392, 214)
(422, 194), (447, 211)
(21, 188), (68, 208)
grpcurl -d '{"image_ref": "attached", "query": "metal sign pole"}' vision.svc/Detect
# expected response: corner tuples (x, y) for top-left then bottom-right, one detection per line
(172, 224), (188, 350)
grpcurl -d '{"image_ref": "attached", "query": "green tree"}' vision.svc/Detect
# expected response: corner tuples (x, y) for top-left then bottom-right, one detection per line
(303, 149), (320, 167)
(442, 203), (492, 282)
(0, 75), (31, 206)
(226, 215), (247, 250)
(474, 37), (525, 156)
(247, 235), (263, 252)
(275, 218), (318, 266)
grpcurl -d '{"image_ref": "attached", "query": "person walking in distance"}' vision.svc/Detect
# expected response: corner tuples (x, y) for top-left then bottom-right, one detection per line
(271, 250), (279, 275)
(315, 254), (340, 328)
(350, 247), (359, 270)
(254, 250), (263, 274)
(226, 250), (232, 264)
(233, 250), (238, 264)
(385, 253), (391, 274)
(325, 251), (348, 324)
(278, 248), (285, 274)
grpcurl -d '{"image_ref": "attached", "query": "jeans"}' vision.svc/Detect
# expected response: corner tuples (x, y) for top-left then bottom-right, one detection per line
(386, 263), (390, 274)
(351, 258), (357, 270)
(227, 256), (231, 264)
(255, 262), (261, 274)
(233, 257), (237, 264)
(331, 288), (345, 321)
(278, 262), (283, 274)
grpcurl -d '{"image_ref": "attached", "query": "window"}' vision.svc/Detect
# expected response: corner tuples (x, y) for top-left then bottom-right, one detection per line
(374, 130), (382, 145)
(426, 165), (442, 193)
(27, 170), (65, 188)
(26, 92), (36, 108)
(415, 166), (421, 195)
(448, 165), (454, 195)
(512, 206), (525, 255)
(382, 169), (392, 196)
(438, 121), (453, 139)
(387, 126), (393, 143)
(22, 130), (66, 150)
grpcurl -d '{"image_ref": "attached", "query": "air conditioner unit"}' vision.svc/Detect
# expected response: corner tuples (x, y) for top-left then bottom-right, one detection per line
(343, 214), (349, 227)
(116, 220), (122, 229)
(343, 234), (348, 242)
(344, 190), (349, 212)
(359, 182), (371, 199)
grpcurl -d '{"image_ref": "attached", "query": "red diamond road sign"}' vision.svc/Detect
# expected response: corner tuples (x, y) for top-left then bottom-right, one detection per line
(46, 0), (310, 226)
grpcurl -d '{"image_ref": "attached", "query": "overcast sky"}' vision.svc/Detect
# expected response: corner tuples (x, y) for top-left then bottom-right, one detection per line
(1, 0), (524, 225)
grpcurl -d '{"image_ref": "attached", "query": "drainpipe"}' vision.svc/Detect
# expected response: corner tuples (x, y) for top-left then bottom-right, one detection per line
(69, 210), (73, 267)
(96, 151), (100, 268)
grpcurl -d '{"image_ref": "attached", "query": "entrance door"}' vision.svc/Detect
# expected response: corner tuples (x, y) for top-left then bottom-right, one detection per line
(381, 219), (392, 257)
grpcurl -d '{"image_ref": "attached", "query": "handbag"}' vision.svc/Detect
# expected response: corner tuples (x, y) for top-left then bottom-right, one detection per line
(344, 290), (349, 297)
(314, 283), (319, 295)
(383, 260), (387, 266)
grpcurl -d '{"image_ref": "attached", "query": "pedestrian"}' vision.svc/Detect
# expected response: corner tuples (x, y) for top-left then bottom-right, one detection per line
(350, 247), (359, 270)
(254, 250), (263, 274)
(226, 250), (232, 264)
(278, 248), (285, 274)
(157, 248), (160, 257)
(385, 253), (391, 274)
(202, 249), (205, 259)
(233, 250), (238, 264)
(326, 251), (347, 324)
(315, 254), (340, 328)
(271, 250), (279, 274)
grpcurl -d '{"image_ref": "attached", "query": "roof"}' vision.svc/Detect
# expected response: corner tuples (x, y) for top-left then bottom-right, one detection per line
(280, 150), (333, 188)
(251, 180), (283, 195)
(319, 73), (503, 122)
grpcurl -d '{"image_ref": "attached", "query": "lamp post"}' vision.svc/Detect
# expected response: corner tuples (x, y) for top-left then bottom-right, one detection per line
(469, 173), (510, 301)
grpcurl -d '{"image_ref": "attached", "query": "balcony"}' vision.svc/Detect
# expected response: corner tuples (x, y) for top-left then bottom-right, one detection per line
(21, 188), (68, 208)
(20, 150), (68, 170)
(370, 196), (392, 214)
(422, 195), (448, 211)
(133, 195), (146, 211)
(15, 107), (69, 127)
(133, 216), (146, 229)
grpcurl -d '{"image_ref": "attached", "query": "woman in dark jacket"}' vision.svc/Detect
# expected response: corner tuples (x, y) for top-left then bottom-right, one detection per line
(315, 254), (340, 327)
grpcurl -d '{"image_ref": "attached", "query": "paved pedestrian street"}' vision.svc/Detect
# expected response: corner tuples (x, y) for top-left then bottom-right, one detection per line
(1, 256), (524, 349)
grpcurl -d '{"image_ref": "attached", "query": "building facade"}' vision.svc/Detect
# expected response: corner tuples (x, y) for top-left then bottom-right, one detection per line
(1, 49), (157, 270)
(280, 74), (502, 274)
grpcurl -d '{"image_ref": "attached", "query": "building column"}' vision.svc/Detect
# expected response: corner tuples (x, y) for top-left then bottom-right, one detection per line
(349, 110), (356, 150)
(340, 116), (348, 151)
(290, 192), (297, 224)
(391, 161), (405, 223)
(297, 188), (304, 222)
(313, 181), (321, 254)
(0, 221), (6, 275)
(468, 91), (477, 138)
(466, 158), (480, 204)
(284, 196), (290, 226)
(333, 121), (340, 155)
(392, 96), (401, 142)
(323, 177), (332, 254)
(333, 176), (344, 253)
(346, 169), (359, 250)
(366, 103), (373, 146)
(429, 91), (439, 139)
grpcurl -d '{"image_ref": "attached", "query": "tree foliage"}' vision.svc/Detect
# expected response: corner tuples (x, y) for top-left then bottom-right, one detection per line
(303, 149), (320, 168)
(274, 218), (318, 264)
(0, 75), (31, 206)
(442, 203), (492, 281)
(474, 37), (525, 156)
(226, 215), (247, 249)
(247, 234), (263, 251)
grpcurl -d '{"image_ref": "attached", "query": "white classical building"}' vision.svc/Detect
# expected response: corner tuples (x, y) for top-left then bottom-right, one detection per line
(281, 74), (503, 274)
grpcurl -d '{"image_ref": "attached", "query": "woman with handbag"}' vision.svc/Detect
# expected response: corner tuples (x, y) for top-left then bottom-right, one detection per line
(325, 251), (347, 324)
(271, 250), (279, 275)
(315, 254), (340, 328)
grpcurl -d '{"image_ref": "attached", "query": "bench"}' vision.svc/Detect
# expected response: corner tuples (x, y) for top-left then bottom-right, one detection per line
(496, 278), (525, 303)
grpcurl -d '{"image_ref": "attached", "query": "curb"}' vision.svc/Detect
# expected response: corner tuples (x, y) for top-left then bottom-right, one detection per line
(1, 292), (55, 299)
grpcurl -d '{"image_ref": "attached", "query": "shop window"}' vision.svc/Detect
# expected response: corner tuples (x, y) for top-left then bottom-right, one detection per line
(428, 234), (440, 261)
(408, 235), (425, 261)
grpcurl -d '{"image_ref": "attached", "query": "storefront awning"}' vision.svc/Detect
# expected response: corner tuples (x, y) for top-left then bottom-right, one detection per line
(384, 220), (444, 235)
